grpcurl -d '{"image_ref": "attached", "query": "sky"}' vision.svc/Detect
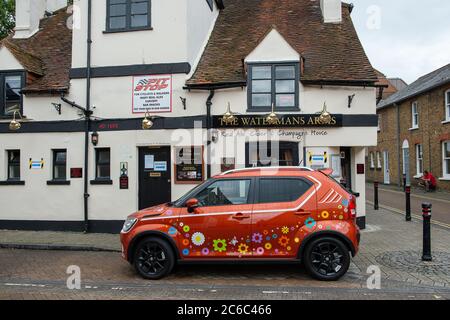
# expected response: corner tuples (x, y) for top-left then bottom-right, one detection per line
(351, 0), (450, 84)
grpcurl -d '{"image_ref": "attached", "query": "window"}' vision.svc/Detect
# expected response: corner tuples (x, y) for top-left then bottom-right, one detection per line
(248, 64), (299, 111)
(445, 90), (450, 121)
(95, 148), (111, 179)
(174, 146), (204, 183)
(7, 150), (20, 180)
(376, 152), (382, 169)
(106, 0), (151, 32)
(370, 153), (375, 169)
(52, 150), (67, 180)
(415, 144), (423, 176)
(443, 141), (450, 179)
(1, 73), (23, 117)
(377, 114), (382, 131)
(258, 178), (312, 204)
(411, 101), (419, 128)
(206, 0), (213, 11)
(195, 179), (251, 207)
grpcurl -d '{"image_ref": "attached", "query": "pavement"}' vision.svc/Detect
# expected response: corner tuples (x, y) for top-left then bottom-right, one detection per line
(366, 182), (450, 226)
(1, 205), (450, 300)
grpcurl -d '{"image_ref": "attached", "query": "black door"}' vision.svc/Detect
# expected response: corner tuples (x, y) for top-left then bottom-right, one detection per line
(340, 147), (352, 190)
(138, 146), (171, 210)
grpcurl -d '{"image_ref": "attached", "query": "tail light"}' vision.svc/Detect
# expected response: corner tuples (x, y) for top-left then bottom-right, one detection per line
(348, 195), (357, 219)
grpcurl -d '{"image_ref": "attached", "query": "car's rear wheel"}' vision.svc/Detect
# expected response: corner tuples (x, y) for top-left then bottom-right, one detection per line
(133, 237), (175, 280)
(303, 237), (350, 281)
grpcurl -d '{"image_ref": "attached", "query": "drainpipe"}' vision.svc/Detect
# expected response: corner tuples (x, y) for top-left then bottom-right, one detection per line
(395, 103), (401, 187)
(206, 90), (215, 178)
(83, 0), (93, 233)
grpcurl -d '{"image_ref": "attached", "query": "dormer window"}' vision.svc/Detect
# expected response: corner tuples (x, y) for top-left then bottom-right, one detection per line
(247, 63), (299, 112)
(1, 72), (24, 117)
(106, 0), (151, 32)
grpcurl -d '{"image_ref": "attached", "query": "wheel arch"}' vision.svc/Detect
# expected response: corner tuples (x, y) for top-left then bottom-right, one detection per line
(297, 230), (356, 261)
(127, 230), (180, 263)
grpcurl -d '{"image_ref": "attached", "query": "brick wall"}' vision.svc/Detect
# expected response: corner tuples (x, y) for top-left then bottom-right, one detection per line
(367, 83), (450, 191)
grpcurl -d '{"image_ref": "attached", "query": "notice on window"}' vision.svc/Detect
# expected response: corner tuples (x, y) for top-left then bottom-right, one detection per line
(132, 75), (172, 113)
(144, 155), (154, 169)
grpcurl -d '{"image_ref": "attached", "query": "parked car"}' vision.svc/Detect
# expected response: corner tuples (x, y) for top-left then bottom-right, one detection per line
(120, 167), (360, 281)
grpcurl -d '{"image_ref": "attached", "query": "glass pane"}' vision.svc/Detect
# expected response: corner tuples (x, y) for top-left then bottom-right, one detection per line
(252, 94), (271, 107)
(54, 165), (66, 180)
(97, 150), (110, 163)
(97, 165), (110, 178)
(275, 80), (295, 93)
(110, 4), (126, 16)
(9, 165), (20, 180)
(5, 76), (21, 90)
(252, 66), (271, 79)
(195, 180), (250, 206)
(446, 159), (450, 175)
(275, 66), (295, 79)
(276, 94), (295, 107)
(258, 179), (311, 203)
(9, 151), (20, 162)
(55, 151), (67, 163)
(131, 14), (148, 27)
(252, 80), (271, 93)
(109, 16), (126, 29)
(110, 0), (126, 4)
(4, 102), (20, 115)
(131, 2), (148, 14)
(445, 142), (450, 158)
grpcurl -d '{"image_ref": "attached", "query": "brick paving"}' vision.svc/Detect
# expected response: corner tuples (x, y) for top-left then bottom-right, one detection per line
(0, 205), (449, 299)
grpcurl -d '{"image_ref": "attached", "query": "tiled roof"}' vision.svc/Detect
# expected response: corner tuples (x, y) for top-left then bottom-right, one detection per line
(1, 8), (72, 93)
(378, 63), (450, 109)
(187, 0), (377, 87)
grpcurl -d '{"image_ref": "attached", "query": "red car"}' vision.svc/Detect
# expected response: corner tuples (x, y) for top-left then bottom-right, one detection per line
(120, 167), (360, 281)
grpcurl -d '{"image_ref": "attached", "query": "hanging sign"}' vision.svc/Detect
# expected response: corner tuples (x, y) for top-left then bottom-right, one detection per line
(132, 75), (172, 113)
(213, 114), (342, 128)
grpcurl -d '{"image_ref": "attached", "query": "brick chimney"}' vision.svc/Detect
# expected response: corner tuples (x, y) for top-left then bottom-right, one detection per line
(14, 0), (67, 39)
(320, 0), (342, 23)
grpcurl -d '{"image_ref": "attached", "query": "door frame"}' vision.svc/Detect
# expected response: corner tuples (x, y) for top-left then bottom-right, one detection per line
(138, 145), (172, 210)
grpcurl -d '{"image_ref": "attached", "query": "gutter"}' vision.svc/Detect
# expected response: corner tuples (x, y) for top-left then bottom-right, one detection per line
(206, 90), (215, 179)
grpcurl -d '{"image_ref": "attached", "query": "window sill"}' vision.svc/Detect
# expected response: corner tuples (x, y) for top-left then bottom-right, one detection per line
(47, 180), (71, 186)
(413, 175), (423, 179)
(441, 120), (450, 125)
(246, 107), (300, 113)
(90, 179), (113, 185)
(439, 177), (450, 181)
(409, 127), (419, 131)
(0, 180), (25, 186)
(103, 26), (153, 34)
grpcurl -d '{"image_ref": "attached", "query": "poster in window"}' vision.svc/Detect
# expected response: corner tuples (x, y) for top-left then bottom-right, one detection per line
(175, 146), (204, 184)
(132, 75), (172, 113)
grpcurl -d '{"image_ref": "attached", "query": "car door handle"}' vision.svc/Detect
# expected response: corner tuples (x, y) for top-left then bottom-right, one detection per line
(294, 209), (311, 216)
(232, 213), (250, 220)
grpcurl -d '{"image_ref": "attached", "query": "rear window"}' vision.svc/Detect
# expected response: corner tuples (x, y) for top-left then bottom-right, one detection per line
(257, 178), (312, 204)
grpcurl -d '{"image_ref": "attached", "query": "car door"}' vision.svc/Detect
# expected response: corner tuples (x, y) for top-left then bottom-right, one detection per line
(178, 178), (254, 259)
(251, 177), (316, 259)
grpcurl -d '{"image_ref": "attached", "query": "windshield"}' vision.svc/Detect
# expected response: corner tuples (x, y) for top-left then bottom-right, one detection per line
(171, 179), (212, 207)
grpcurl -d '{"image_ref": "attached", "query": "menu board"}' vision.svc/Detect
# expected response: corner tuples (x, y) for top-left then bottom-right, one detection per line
(175, 146), (204, 183)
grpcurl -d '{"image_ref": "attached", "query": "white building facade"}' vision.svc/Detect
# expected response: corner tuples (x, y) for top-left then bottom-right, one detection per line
(0, 0), (378, 233)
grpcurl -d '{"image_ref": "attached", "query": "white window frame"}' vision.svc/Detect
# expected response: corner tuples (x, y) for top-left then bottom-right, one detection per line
(443, 141), (450, 179)
(377, 114), (381, 132)
(376, 151), (382, 169)
(415, 144), (423, 176)
(411, 101), (419, 129)
(445, 90), (450, 122)
(370, 152), (375, 169)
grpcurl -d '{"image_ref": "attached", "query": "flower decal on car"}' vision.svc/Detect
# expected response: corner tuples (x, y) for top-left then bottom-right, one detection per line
(238, 243), (249, 254)
(278, 235), (289, 247)
(191, 232), (205, 246)
(183, 225), (190, 233)
(281, 226), (289, 234)
(213, 239), (227, 252)
(305, 217), (316, 229)
(251, 233), (263, 243)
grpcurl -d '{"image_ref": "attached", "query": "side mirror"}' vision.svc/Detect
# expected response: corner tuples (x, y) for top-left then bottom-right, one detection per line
(186, 198), (199, 213)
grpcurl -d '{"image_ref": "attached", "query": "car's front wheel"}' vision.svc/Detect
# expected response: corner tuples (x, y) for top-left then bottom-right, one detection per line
(133, 237), (175, 280)
(303, 237), (350, 281)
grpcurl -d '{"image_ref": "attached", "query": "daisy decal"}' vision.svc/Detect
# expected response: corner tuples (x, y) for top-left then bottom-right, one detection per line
(251, 233), (263, 243)
(281, 226), (289, 234)
(213, 239), (227, 252)
(191, 232), (205, 246)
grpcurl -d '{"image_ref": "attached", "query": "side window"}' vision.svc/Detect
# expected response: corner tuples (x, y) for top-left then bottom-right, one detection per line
(95, 148), (111, 180)
(7, 150), (20, 180)
(258, 178), (312, 204)
(53, 149), (67, 180)
(195, 179), (251, 207)
(106, 0), (151, 32)
(1, 73), (23, 116)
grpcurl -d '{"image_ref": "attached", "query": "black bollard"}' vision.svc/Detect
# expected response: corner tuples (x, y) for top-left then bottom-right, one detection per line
(405, 185), (411, 221)
(374, 181), (379, 210)
(421, 203), (432, 261)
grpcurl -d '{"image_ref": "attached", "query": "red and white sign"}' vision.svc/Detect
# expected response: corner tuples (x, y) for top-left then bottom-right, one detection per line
(132, 75), (172, 113)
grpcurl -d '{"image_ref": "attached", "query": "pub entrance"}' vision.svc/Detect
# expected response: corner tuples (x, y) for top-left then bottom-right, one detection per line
(245, 141), (300, 167)
(138, 146), (171, 210)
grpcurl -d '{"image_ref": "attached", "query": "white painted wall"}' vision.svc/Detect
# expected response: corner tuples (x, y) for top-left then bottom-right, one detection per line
(0, 46), (24, 70)
(14, 0), (46, 39)
(320, 0), (342, 23)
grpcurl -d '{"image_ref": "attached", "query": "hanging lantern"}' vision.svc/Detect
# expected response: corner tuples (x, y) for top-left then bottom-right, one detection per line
(9, 111), (23, 131)
(265, 103), (279, 125)
(319, 102), (332, 124)
(142, 111), (154, 130)
(222, 102), (236, 124)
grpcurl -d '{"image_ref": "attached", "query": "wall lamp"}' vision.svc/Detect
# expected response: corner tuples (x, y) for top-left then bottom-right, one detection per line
(91, 131), (99, 146)
(9, 111), (23, 131)
(142, 111), (154, 130)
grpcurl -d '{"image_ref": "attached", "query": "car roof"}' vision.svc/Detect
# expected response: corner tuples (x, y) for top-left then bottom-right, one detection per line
(214, 167), (320, 179)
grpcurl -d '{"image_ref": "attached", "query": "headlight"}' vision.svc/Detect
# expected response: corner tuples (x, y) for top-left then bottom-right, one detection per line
(122, 217), (137, 233)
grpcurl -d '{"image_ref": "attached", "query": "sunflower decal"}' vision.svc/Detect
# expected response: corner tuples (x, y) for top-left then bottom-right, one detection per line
(238, 243), (249, 254)
(191, 232), (205, 246)
(278, 235), (289, 247)
(281, 226), (289, 234)
(213, 239), (227, 252)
